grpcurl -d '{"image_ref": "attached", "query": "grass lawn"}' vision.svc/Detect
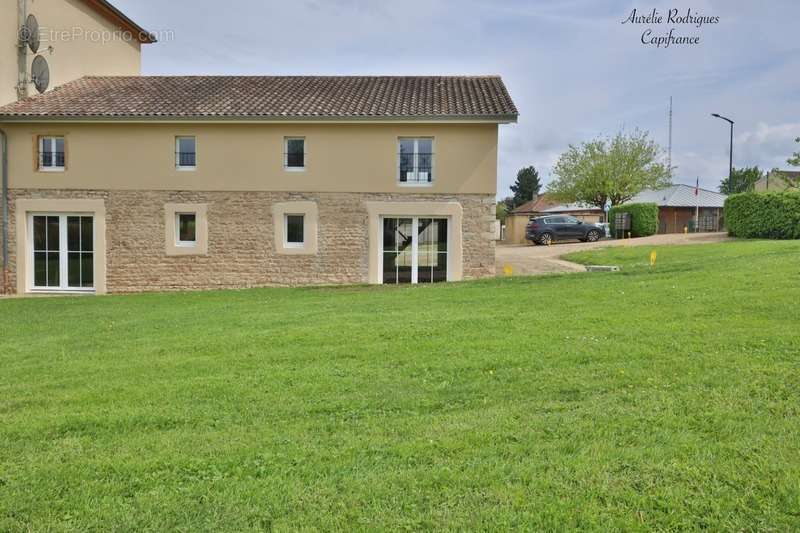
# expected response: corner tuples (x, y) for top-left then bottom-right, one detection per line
(2, 240), (799, 531)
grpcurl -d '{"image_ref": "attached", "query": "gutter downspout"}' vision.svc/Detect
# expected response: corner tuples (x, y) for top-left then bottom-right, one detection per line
(1, 128), (9, 294)
(17, 0), (28, 100)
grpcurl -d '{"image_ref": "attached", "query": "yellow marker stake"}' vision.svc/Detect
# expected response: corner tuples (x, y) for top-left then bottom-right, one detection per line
(649, 250), (657, 267)
(503, 264), (513, 277)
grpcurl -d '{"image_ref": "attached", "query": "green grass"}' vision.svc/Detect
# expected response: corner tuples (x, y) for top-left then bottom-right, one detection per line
(2, 240), (800, 531)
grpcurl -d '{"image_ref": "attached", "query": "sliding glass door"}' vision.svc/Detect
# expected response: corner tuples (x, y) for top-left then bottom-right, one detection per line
(30, 214), (94, 291)
(382, 217), (448, 284)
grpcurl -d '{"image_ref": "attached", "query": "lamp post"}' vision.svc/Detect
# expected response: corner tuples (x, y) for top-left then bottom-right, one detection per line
(711, 113), (734, 186)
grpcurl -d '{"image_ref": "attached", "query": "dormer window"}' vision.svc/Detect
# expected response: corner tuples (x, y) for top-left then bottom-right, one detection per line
(175, 136), (196, 170)
(38, 136), (65, 171)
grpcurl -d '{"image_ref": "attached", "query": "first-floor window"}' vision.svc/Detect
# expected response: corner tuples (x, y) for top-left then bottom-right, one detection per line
(382, 217), (447, 284)
(176, 136), (196, 169)
(285, 214), (304, 247)
(39, 136), (65, 170)
(399, 138), (433, 184)
(285, 138), (305, 169)
(176, 213), (196, 246)
(30, 213), (93, 290)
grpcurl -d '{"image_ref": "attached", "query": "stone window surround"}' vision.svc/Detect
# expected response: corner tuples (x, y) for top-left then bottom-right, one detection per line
(272, 201), (318, 255)
(164, 203), (208, 256)
(365, 201), (463, 284)
(15, 198), (107, 294)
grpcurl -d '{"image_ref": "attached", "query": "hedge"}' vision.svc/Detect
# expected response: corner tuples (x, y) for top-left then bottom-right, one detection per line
(725, 191), (800, 239)
(608, 203), (659, 237)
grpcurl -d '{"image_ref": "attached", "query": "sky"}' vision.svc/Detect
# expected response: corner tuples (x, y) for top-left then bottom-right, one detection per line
(114, 0), (800, 197)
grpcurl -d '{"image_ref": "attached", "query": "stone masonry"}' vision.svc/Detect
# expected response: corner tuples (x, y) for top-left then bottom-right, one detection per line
(4, 190), (496, 293)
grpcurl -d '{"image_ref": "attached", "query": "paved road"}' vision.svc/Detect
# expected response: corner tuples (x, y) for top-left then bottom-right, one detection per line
(496, 232), (731, 276)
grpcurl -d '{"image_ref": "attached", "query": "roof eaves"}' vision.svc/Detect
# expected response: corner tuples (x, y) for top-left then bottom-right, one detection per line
(0, 113), (518, 123)
(83, 0), (156, 44)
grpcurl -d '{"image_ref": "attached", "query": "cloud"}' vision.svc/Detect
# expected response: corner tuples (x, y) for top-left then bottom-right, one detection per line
(736, 123), (800, 169)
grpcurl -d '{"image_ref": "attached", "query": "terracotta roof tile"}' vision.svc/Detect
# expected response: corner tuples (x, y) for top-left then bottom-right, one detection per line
(510, 194), (560, 214)
(0, 76), (518, 120)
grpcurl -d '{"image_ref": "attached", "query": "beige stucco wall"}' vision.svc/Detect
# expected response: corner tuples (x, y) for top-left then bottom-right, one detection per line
(5, 189), (496, 293)
(3, 122), (499, 194)
(503, 214), (530, 244)
(1, 0), (21, 104)
(1, 0), (141, 105)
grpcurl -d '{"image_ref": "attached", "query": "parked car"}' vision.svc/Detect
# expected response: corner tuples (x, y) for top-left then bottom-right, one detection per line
(525, 215), (604, 245)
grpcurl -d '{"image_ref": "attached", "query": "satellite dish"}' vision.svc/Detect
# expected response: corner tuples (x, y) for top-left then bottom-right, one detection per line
(23, 14), (40, 53)
(31, 55), (49, 93)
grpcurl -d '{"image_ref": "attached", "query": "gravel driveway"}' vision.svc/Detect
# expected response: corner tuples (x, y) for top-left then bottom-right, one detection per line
(496, 232), (731, 276)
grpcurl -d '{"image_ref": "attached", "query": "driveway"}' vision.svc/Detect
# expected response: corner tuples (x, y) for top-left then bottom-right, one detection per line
(496, 232), (731, 276)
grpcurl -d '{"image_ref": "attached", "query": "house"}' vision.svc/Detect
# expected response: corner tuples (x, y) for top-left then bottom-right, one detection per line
(0, 73), (518, 294)
(754, 170), (800, 192)
(627, 184), (727, 233)
(540, 203), (603, 224)
(502, 194), (602, 244)
(0, 1), (518, 295)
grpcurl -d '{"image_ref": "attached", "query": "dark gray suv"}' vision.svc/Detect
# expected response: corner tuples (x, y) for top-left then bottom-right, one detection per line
(526, 215), (603, 245)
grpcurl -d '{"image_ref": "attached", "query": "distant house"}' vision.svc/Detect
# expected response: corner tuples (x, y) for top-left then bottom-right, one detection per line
(502, 194), (602, 244)
(541, 203), (604, 224)
(754, 170), (800, 192)
(627, 184), (727, 233)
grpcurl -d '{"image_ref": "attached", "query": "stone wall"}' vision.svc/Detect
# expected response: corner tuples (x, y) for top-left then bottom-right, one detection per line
(4, 190), (495, 293)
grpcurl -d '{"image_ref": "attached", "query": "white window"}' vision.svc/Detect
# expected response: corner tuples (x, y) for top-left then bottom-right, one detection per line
(398, 138), (433, 184)
(284, 138), (305, 170)
(284, 214), (304, 247)
(176, 136), (196, 170)
(382, 217), (448, 283)
(38, 136), (65, 171)
(28, 213), (94, 291)
(175, 213), (197, 246)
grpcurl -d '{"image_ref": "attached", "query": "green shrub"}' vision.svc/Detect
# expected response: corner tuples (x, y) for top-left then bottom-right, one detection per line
(725, 192), (800, 239)
(608, 203), (659, 237)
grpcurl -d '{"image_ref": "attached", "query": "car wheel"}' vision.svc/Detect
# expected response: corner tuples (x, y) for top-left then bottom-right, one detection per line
(538, 232), (553, 245)
(586, 229), (601, 242)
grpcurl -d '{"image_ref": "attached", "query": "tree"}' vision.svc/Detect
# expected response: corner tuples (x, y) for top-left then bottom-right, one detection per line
(495, 197), (514, 221)
(547, 129), (671, 210)
(788, 137), (800, 168)
(718, 166), (763, 194)
(510, 166), (542, 207)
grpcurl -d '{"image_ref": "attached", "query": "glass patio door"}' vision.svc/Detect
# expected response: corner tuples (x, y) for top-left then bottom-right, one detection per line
(382, 217), (448, 284)
(30, 214), (94, 291)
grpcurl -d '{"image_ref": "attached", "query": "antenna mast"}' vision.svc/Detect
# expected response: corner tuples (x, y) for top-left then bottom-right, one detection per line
(668, 96), (673, 180)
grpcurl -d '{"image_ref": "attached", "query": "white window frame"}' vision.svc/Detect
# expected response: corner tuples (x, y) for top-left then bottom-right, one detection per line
(283, 213), (305, 248)
(175, 212), (198, 247)
(38, 136), (65, 172)
(27, 212), (95, 293)
(284, 137), (306, 171)
(397, 137), (434, 186)
(379, 216), (450, 284)
(175, 136), (197, 171)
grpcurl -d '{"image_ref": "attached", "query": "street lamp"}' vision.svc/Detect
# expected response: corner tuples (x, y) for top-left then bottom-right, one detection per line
(711, 113), (734, 185)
